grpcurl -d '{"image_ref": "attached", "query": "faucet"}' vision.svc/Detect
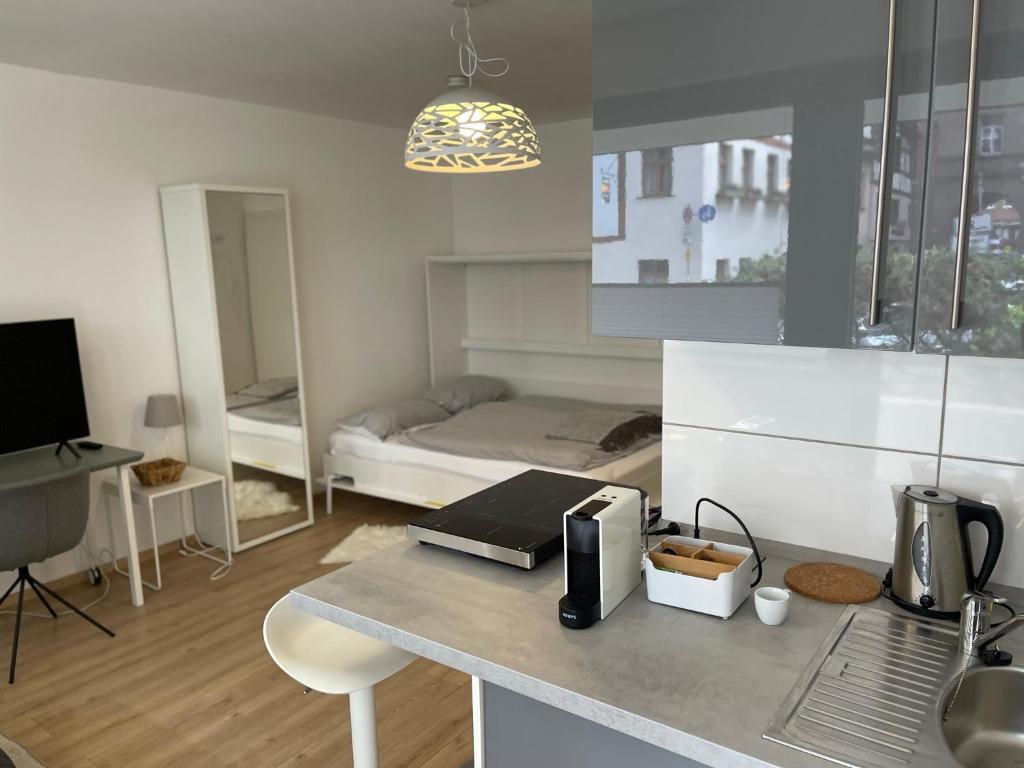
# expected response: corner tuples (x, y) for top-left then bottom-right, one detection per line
(959, 591), (1024, 661)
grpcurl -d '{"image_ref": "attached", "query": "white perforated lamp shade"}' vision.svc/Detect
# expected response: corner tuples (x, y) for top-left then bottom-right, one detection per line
(405, 76), (541, 173)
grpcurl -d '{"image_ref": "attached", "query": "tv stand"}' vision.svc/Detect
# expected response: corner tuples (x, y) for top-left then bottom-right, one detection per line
(54, 440), (82, 459)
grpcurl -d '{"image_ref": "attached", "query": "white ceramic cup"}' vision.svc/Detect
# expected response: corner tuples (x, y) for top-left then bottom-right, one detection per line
(755, 587), (791, 626)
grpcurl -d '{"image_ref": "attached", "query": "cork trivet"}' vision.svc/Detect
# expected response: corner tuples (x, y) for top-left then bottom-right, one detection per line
(784, 563), (881, 604)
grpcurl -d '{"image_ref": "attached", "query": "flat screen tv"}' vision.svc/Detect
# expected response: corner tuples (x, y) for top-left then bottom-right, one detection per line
(0, 319), (90, 456)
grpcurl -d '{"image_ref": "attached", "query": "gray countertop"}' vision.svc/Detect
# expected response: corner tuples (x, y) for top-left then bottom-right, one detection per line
(293, 538), (893, 768)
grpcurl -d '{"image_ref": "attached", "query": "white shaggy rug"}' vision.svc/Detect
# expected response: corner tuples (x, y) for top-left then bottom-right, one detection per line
(320, 524), (407, 565)
(233, 479), (300, 521)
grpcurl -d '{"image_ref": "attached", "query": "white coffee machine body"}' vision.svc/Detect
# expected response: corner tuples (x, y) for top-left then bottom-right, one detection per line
(559, 486), (642, 628)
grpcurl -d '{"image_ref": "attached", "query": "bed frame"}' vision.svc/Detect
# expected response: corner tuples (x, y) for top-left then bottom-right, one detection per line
(323, 442), (662, 513)
(323, 251), (664, 511)
(230, 431), (307, 480)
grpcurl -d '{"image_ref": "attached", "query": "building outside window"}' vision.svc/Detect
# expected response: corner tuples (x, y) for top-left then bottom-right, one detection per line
(980, 125), (1003, 156)
(638, 259), (669, 284)
(742, 148), (755, 192)
(641, 148), (673, 197)
(766, 154), (779, 194)
(718, 142), (734, 190)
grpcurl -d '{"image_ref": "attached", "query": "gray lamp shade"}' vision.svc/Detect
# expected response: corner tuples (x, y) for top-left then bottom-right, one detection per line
(144, 394), (183, 428)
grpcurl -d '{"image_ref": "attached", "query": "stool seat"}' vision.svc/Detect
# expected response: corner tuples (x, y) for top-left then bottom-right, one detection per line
(263, 595), (414, 695)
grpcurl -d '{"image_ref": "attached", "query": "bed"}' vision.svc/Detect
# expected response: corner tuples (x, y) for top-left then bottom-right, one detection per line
(323, 394), (661, 512)
(227, 394), (307, 479)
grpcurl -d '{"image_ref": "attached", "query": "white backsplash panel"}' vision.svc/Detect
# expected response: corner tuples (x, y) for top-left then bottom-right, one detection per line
(939, 458), (1024, 590)
(661, 424), (939, 563)
(944, 356), (1024, 465)
(663, 341), (946, 453)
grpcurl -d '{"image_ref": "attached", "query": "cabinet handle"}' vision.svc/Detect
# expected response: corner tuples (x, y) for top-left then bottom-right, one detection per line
(951, 0), (982, 330)
(869, 0), (899, 327)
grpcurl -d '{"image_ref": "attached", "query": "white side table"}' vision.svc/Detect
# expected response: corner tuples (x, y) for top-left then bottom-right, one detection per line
(102, 465), (233, 591)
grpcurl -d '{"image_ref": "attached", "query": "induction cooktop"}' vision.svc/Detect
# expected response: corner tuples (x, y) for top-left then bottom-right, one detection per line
(407, 470), (616, 569)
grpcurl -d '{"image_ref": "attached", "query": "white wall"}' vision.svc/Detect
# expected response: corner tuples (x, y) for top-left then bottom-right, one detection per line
(0, 62), (453, 583)
(661, 343), (1024, 589)
(452, 119), (593, 254)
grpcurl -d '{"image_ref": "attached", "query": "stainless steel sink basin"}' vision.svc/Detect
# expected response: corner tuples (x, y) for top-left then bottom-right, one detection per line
(941, 666), (1024, 768)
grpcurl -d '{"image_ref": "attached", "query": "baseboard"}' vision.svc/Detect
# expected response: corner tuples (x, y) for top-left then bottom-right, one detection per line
(0, 539), (185, 610)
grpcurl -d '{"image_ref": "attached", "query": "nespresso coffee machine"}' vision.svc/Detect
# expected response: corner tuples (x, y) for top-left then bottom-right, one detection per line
(559, 486), (643, 629)
(884, 485), (1004, 620)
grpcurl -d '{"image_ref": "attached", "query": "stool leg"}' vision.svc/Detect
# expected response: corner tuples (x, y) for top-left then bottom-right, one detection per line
(348, 685), (378, 768)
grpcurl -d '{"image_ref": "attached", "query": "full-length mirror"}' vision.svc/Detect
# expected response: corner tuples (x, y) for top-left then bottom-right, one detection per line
(163, 184), (314, 553)
(204, 190), (313, 548)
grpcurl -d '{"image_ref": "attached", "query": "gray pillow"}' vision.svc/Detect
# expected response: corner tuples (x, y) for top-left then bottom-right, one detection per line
(547, 410), (662, 452)
(238, 376), (298, 399)
(341, 399), (450, 439)
(423, 375), (509, 414)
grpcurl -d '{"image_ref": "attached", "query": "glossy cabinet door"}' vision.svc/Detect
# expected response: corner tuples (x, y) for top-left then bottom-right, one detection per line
(916, 0), (1024, 357)
(592, 0), (935, 350)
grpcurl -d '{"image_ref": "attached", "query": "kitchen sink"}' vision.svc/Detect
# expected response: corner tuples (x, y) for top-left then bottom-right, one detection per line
(940, 666), (1024, 768)
(765, 606), (962, 767)
(766, 605), (1024, 767)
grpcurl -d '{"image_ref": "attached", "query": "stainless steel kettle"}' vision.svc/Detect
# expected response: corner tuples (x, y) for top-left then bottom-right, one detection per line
(888, 485), (1004, 618)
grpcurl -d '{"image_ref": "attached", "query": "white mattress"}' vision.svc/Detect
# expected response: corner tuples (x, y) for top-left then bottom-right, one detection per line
(328, 428), (660, 484)
(228, 410), (303, 445)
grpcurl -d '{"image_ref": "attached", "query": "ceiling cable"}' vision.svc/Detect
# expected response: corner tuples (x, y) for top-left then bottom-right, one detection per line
(450, 5), (509, 84)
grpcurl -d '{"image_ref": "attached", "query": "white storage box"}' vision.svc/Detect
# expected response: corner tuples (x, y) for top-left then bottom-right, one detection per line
(644, 535), (754, 619)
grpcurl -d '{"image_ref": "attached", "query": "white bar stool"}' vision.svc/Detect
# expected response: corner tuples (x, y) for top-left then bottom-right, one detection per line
(263, 595), (415, 768)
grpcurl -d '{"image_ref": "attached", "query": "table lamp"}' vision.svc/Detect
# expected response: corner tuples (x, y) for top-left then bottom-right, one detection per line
(145, 394), (183, 460)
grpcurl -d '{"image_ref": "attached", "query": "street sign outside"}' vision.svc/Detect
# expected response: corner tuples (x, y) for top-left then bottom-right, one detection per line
(698, 204), (717, 223)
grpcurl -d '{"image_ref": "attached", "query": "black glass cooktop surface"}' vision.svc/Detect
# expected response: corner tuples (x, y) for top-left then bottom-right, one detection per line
(408, 470), (610, 564)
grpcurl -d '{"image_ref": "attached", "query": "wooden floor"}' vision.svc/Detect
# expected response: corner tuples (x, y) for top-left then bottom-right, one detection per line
(0, 490), (473, 768)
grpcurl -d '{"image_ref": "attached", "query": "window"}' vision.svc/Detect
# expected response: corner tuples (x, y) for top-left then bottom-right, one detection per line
(718, 143), (734, 189)
(641, 148), (673, 197)
(742, 148), (755, 191)
(980, 125), (1003, 156)
(638, 259), (669, 284)
(766, 154), (779, 194)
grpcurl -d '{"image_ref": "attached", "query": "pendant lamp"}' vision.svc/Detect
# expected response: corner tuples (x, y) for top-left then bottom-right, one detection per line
(405, 1), (541, 173)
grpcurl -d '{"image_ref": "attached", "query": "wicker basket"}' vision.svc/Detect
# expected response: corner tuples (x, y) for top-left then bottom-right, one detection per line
(132, 458), (186, 487)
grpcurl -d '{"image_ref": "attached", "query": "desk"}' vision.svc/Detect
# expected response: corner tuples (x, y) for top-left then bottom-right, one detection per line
(0, 444), (146, 606)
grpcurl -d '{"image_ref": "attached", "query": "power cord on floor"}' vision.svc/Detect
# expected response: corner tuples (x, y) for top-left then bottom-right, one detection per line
(0, 546), (115, 620)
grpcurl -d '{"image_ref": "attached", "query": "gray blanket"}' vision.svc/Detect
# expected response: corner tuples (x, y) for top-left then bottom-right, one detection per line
(403, 398), (659, 471)
(230, 396), (301, 426)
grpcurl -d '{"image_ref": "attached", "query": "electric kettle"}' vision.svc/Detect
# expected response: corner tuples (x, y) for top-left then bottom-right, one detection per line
(886, 485), (1004, 619)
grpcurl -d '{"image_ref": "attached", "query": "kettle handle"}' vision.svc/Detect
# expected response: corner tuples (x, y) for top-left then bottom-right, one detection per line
(957, 499), (1004, 590)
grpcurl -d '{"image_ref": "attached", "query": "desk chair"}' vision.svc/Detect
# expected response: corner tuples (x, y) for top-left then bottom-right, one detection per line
(0, 466), (115, 683)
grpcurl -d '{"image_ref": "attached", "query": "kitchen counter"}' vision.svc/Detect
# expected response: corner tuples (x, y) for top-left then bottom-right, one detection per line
(292, 536), (894, 768)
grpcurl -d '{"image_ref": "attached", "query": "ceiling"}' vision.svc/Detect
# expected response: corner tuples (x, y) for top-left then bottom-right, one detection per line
(0, 0), (592, 127)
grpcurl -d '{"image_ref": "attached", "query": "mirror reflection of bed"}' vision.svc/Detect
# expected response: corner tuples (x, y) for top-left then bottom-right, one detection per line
(161, 184), (314, 555)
